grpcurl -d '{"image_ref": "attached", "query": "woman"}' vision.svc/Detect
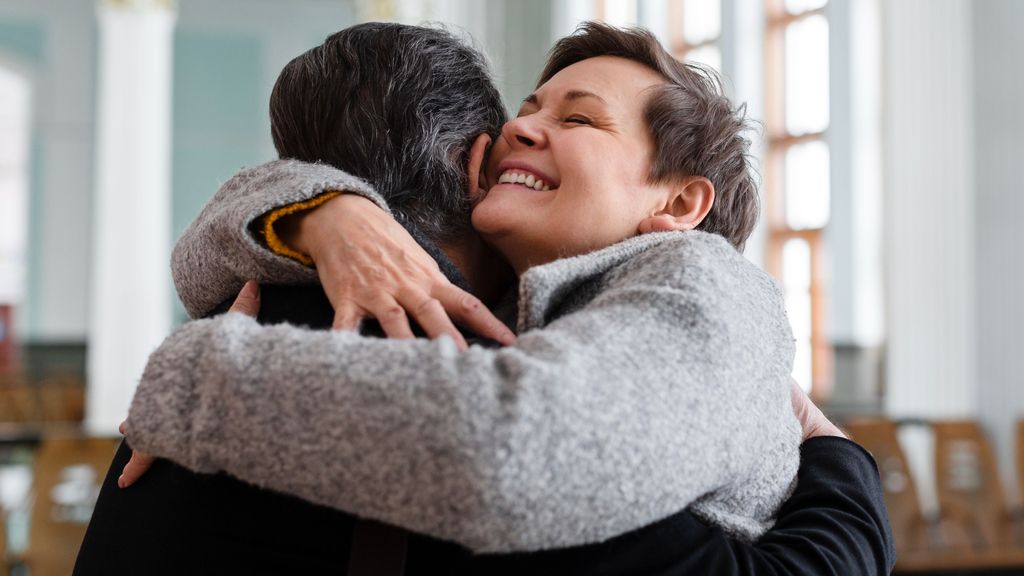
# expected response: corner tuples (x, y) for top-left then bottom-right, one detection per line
(123, 23), (801, 554)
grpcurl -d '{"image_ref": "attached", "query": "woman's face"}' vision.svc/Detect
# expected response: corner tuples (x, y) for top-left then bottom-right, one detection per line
(471, 56), (675, 273)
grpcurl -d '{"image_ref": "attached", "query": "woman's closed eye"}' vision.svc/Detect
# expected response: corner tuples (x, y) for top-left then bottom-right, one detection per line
(564, 115), (592, 125)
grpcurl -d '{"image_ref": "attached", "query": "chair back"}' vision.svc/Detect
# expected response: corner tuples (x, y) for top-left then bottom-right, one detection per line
(0, 305), (16, 370)
(0, 504), (8, 576)
(845, 418), (932, 554)
(25, 435), (119, 576)
(933, 419), (1014, 550)
(0, 372), (32, 423)
(1018, 420), (1024, 511)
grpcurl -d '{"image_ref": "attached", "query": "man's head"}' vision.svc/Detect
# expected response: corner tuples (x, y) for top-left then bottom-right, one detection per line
(535, 22), (758, 251)
(270, 23), (507, 242)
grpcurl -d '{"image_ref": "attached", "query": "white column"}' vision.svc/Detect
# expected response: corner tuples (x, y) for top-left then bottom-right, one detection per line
(883, 0), (975, 419)
(727, 0), (766, 268)
(826, 0), (883, 349)
(882, 0), (975, 517)
(972, 0), (1024, 502)
(87, 0), (175, 434)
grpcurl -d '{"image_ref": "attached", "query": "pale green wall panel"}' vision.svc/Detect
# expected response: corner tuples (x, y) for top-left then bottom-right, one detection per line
(171, 31), (268, 319)
(0, 20), (44, 61)
(171, 30), (267, 242)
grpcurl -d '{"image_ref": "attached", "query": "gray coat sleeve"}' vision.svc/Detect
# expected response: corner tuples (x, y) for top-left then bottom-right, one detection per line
(171, 159), (390, 318)
(129, 234), (800, 553)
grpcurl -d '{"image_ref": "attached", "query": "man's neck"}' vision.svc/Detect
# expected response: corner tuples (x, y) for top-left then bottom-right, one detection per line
(439, 234), (515, 307)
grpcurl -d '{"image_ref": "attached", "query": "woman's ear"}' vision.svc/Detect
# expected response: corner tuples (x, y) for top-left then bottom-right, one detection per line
(638, 177), (715, 234)
(466, 133), (492, 202)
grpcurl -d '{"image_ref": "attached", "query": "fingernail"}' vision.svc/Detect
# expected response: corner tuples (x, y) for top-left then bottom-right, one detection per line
(118, 475), (126, 489)
(242, 280), (259, 299)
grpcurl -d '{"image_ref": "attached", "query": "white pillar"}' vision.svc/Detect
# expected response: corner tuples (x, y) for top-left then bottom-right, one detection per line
(87, 0), (175, 434)
(882, 0), (974, 517)
(972, 0), (1024, 504)
(883, 0), (975, 419)
(726, 0), (765, 268)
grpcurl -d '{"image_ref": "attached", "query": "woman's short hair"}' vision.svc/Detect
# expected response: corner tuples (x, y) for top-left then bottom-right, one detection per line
(270, 23), (507, 242)
(539, 21), (759, 251)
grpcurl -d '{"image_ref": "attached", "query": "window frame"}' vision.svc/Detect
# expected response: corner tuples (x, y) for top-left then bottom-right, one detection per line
(763, 0), (832, 399)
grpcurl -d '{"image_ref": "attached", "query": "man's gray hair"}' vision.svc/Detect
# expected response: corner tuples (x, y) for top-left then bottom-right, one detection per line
(270, 23), (507, 241)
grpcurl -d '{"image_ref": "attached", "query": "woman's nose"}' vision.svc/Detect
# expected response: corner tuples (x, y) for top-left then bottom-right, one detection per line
(502, 115), (546, 149)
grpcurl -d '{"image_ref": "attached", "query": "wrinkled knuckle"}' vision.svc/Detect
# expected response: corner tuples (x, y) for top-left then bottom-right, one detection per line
(413, 297), (441, 317)
(400, 250), (418, 266)
(379, 305), (406, 320)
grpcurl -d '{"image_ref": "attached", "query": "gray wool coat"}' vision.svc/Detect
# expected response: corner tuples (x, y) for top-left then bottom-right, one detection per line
(128, 160), (802, 553)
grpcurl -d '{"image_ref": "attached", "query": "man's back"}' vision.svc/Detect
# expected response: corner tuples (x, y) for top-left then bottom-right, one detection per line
(74, 285), (358, 574)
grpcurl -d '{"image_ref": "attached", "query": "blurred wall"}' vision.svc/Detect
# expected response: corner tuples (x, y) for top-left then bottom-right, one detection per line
(0, 0), (357, 339)
(883, 0), (1024, 501)
(0, 0), (95, 342)
(973, 0), (1024, 495)
(169, 0), (357, 321)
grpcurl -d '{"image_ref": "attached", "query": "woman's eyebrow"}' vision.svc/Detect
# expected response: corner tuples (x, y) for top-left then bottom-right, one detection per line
(521, 90), (609, 106)
(564, 90), (608, 105)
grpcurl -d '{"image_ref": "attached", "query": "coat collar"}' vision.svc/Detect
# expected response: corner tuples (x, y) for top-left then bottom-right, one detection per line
(515, 232), (684, 333)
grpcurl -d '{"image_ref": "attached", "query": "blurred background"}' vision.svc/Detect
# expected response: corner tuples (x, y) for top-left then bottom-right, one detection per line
(0, 0), (1021, 573)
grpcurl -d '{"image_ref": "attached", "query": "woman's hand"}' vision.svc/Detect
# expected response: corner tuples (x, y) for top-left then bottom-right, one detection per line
(282, 194), (515, 351)
(118, 282), (263, 489)
(790, 378), (847, 441)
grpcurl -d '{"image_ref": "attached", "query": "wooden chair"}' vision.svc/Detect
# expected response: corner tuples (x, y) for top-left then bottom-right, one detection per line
(932, 419), (1022, 551)
(37, 375), (86, 423)
(844, 418), (954, 556)
(0, 504), (9, 576)
(0, 372), (34, 423)
(24, 435), (119, 576)
(1018, 419), (1024, 518)
(0, 305), (16, 371)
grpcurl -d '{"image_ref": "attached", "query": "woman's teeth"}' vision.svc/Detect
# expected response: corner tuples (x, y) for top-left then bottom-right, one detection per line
(498, 170), (551, 191)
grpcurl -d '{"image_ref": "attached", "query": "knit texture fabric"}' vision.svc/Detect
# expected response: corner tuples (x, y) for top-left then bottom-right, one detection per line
(170, 159), (388, 318)
(135, 208), (800, 552)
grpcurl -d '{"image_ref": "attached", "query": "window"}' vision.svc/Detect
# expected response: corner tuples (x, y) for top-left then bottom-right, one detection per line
(667, 0), (722, 71)
(590, 0), (723, 72)
(764, 0), (831, 396)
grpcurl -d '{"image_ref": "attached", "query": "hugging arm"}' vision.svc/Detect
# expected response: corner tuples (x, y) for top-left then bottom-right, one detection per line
(170, 159), (388, 319)
(128, 233), (799, 553)
(737, 437), (896, 575)
(173, 159), (513, 344)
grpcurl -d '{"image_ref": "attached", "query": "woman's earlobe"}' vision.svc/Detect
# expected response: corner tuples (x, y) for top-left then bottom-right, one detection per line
(638, 214), (687, 235)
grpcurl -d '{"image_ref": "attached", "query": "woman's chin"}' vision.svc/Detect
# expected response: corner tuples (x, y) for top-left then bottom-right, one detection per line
(471, 195), (519, 237)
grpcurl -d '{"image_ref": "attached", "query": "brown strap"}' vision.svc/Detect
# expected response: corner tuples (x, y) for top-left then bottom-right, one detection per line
(347, 519), (408, 576)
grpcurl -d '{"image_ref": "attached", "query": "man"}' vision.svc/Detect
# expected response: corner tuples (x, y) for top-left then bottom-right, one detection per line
(75, 23), (894, 575)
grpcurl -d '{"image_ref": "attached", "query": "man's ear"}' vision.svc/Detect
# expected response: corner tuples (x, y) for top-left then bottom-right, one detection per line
(638, 176), (715, 234)
(466, 133), (492, 201)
